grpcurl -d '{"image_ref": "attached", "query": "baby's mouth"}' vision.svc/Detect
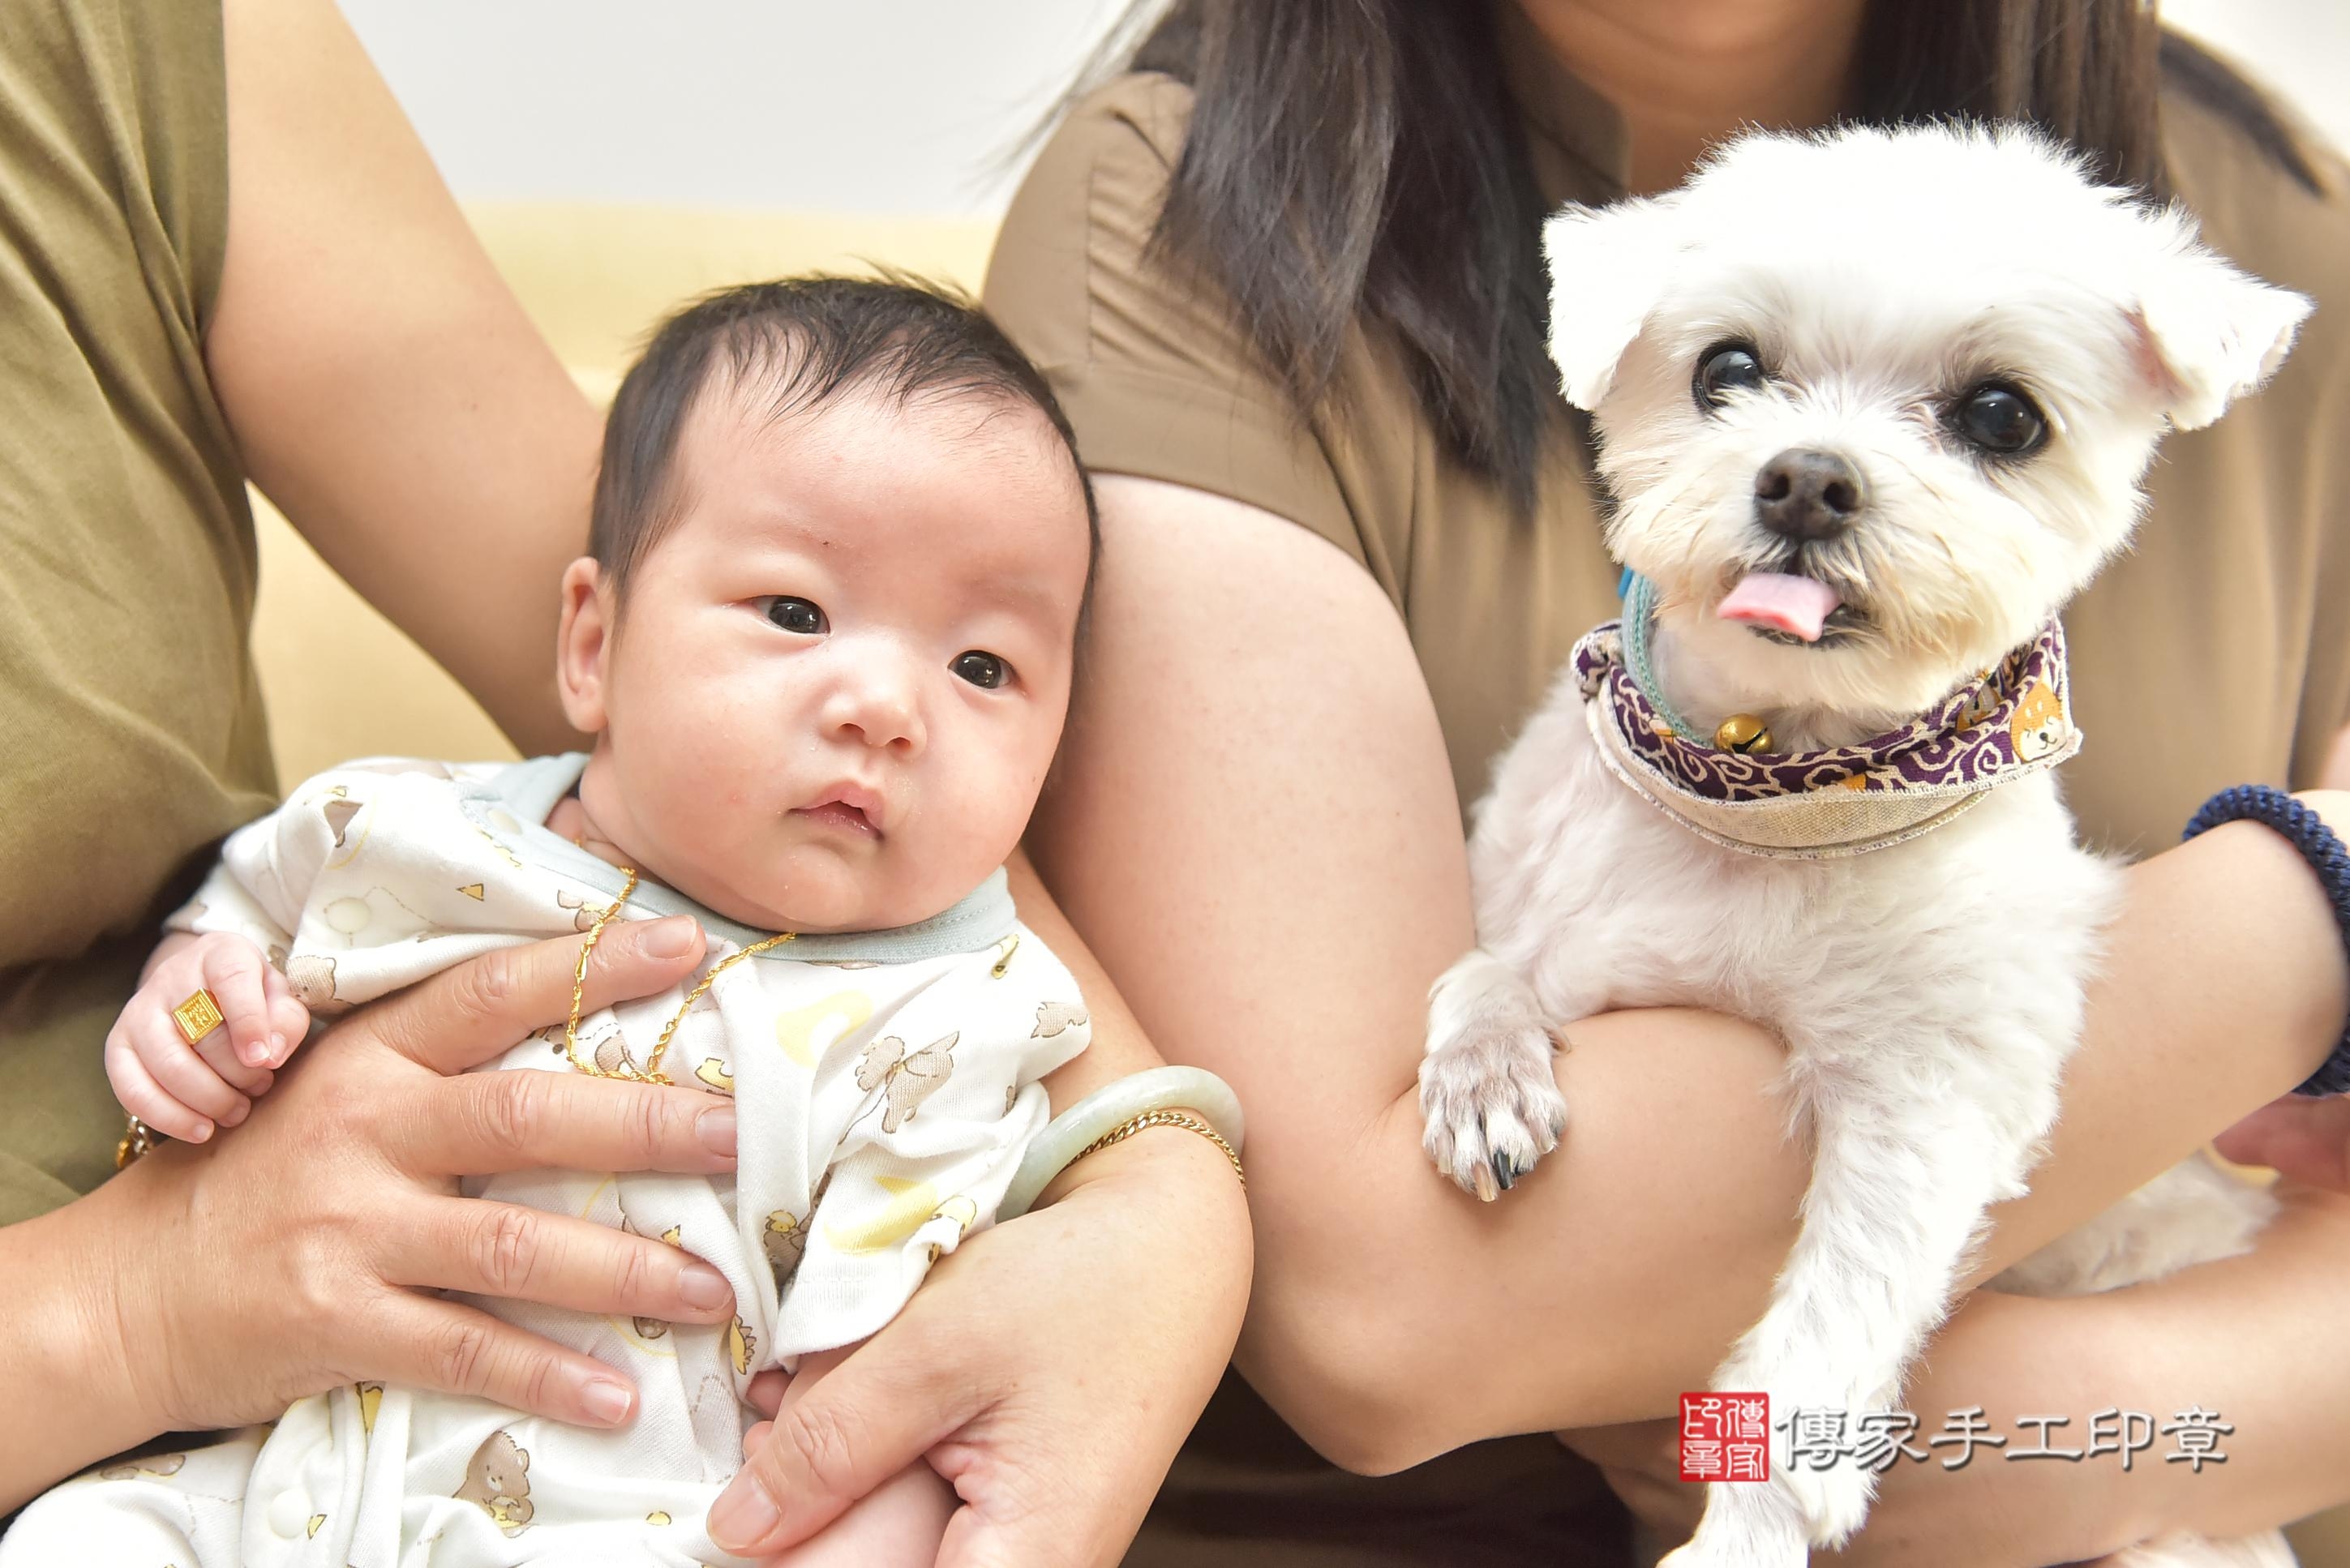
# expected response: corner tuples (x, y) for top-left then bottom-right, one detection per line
(794, 802), (877, 838)
(792, 784), (885, 839)
(1717, 572), (1864, 645)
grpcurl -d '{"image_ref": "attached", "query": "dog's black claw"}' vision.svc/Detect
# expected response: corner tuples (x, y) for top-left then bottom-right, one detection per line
(1490, 1152), (1518, 1190)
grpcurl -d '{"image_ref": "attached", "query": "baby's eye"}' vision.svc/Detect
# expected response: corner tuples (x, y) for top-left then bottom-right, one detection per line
(765, 598), (827, 635)
(952, 651), (1010, 690)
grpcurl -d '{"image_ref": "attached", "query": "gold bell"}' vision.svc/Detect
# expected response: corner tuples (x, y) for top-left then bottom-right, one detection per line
(1713, 713), (1773, 754)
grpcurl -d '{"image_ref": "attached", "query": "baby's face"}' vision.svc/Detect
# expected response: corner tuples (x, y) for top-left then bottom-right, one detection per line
(559, 385), (1090, 934)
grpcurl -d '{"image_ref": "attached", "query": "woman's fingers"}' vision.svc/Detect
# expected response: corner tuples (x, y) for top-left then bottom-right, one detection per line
(367, 916), (705, 1075)
(2214, 1095), (2350, 1191)
(397, 1069), (737, 1178)
(370, 1292), (640, 1429)
(705, 1336), (962, 1554)
(709, 1133), (1249, 1565)
(391, 1197), (735, 1326)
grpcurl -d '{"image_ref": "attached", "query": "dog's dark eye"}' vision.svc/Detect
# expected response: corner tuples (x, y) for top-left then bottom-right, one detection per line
(1694, 342), (1768, 410)
(1951, 383), (2048, 456)
(765, 597), (827, 635)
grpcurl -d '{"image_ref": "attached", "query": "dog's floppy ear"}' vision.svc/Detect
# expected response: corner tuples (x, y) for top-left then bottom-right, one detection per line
(2126, 216), (2310, 431)
(1542, 195), (1685, 410)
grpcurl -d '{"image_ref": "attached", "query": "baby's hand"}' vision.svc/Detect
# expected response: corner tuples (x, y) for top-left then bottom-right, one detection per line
(105, 932), (312, 1142)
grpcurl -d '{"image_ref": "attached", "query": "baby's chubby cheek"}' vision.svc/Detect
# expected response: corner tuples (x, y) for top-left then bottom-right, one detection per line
(880, 769), (1045, 922)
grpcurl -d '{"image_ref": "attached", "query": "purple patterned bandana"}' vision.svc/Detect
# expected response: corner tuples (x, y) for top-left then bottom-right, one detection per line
(1572, 619), (2082, 859)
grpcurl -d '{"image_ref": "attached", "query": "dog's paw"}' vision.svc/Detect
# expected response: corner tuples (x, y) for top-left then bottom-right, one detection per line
(1417, 1022), (1566, 1201)
(1782, 1459), (1875, 1548)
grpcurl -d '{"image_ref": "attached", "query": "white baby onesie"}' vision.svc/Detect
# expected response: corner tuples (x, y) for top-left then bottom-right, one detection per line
(2, 753), (1090, 1567)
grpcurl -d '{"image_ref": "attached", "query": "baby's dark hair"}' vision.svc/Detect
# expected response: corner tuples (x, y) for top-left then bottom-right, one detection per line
(590, 273), (1100, 605)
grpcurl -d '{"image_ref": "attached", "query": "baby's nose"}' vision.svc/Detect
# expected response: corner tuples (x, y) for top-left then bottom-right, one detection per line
(1754, 449), (1867, 542)
(836, 685), (922, 752)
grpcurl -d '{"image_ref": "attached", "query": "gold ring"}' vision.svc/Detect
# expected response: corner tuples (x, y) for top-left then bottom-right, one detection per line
(171, 987), (225, 1047)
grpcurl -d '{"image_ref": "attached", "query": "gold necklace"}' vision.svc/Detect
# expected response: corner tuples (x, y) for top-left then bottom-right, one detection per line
(564, 868), (795, 1084)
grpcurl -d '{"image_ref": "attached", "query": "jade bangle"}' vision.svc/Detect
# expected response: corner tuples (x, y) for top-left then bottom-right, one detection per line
(998, 1065), (1246, 1219)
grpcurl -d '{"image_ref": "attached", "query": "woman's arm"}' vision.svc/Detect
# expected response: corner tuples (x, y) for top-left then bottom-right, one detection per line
(1029, 474), (2349, 1475)
(0, 919), (737, 1514)
(1575, 1188), (2350, 1566)
(206, 0), (599, 753)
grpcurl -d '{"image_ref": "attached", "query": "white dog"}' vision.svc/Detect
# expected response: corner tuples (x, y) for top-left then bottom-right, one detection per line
(1417, 124), (2309, 1568)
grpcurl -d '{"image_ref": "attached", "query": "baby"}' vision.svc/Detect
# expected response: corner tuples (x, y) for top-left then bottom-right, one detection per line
(5, 277), (1098, 1566)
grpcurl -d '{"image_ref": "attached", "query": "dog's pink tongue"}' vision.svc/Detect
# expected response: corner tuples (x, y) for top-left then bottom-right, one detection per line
(1717, 572), (1842, 642)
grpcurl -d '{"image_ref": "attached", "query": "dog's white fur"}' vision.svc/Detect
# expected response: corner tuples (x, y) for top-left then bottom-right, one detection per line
(1417, 125), (2309, 1567)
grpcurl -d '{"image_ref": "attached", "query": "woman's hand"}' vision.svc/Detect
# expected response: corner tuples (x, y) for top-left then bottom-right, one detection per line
(705, 1126), (1251, 1566)
(74, 919), (740, 1444)
(2215, 1095), (2350, 1191)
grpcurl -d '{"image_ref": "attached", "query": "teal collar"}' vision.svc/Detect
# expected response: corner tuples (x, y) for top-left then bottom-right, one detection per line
(1619, 571), (1701, 741)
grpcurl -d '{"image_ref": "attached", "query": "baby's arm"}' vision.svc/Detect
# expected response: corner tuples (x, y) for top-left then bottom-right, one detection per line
(106, 928), (311, 1142)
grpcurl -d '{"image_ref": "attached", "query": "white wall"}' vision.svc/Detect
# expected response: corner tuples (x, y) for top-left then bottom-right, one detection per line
(337, 0), (1131, 216)
(339, 2), (2340, 218)
(2167, 0), (2350, 148)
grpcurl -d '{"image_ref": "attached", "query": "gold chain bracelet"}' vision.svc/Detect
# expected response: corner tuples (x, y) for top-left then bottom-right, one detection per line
(1072, 1109), (1246, 1190)
(115, 1116), (158, 1170)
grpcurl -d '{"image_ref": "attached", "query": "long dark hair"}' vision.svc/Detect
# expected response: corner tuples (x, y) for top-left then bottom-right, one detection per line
(1084, 2), (2325, 512)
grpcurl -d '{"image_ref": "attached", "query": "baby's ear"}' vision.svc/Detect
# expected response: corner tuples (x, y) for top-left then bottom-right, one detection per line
(1542, 195), (1685, 410)
(555, 556), (615, 734)
(2126, 211), (2311, 431)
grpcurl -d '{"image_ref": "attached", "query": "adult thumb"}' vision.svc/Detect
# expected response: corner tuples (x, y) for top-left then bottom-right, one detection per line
(705, 1345), (967, 1556)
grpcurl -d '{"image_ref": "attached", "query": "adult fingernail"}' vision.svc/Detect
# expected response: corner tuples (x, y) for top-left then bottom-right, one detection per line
(581, 1379), (633, 1425)
(708, 1476), (783, 1551)
(678, 1263), (731, 1313)
(239, 1038), (265, 1066)
(644, 918), (698, 958)
(697, 1107), (737, 1158)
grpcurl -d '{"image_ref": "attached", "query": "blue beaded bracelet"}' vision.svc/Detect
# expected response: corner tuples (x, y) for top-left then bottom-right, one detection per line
(2182, 785), (2350, 1097)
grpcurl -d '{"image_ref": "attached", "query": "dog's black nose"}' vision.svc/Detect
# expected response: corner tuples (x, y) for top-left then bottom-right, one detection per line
(1754, 449), (1866, 541)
